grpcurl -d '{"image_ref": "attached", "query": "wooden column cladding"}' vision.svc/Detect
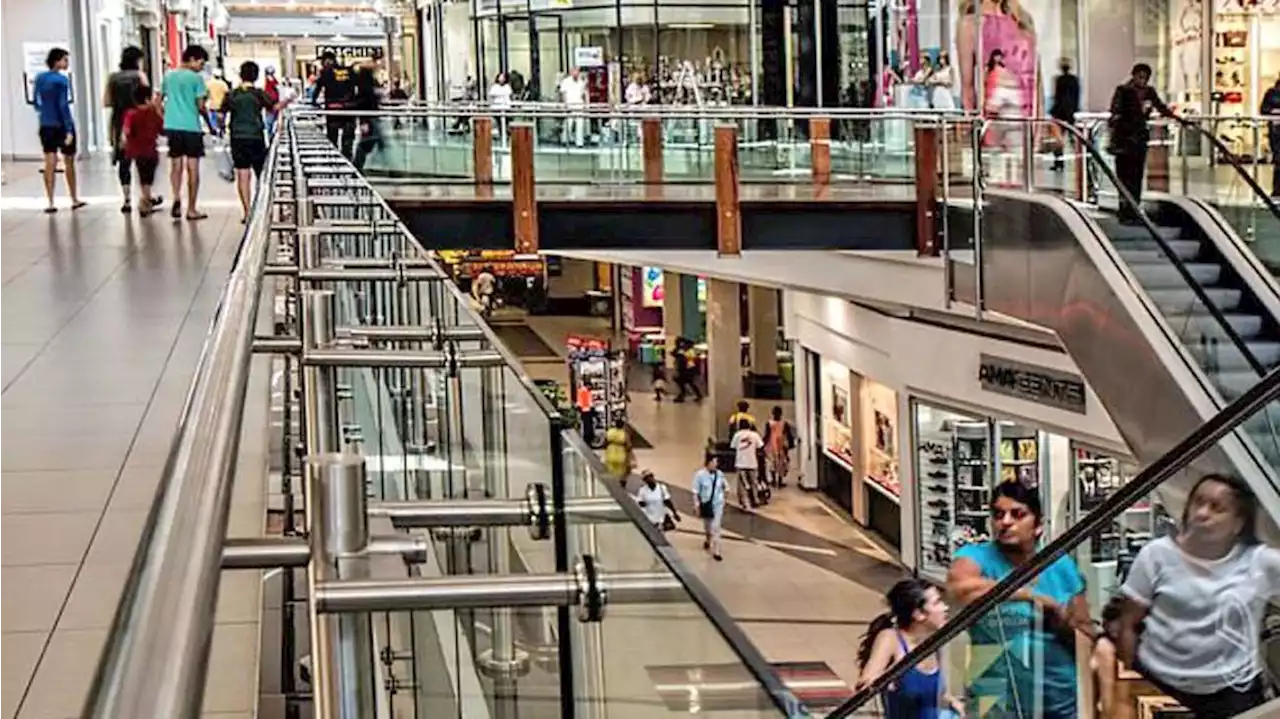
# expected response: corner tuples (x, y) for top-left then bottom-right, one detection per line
(1147, 123), (1170, 192)
(810, 117), (831, 186)
(511, 123), (538, 254)
(913, 124), (940, 256)
(714, 124), (741, 256)
(473, 117), (493, 186)
(642, 118), (663, 187)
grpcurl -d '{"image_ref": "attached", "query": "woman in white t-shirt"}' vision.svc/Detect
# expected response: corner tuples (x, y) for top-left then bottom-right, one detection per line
(1111, 473), (1280, 717)
(634, 471), (678, 530)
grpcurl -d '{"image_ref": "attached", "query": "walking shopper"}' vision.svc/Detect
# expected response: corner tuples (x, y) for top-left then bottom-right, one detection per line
(220, 61), (278, 222)
(762, 406), (796, 487)
(731, 418), (764, 509)
(672, 339), (702, 403)
(104, 46), (156, 212)
(161, 45), (212, 221)
(352, 57), (384, 171)
(1108, 62), (1173, 223)
(1111, 474), (1279, 718)
(1049, 58), (1080, 172)
(603, 417), (633, 484)
(120, 85), (164, 216)
(33, 47), (84, 212)
(1261, 74), (1280, 197)
(691, 454), (726, 561)
(264, 67), (281, 137)
(634, 471), (679, 531)
(857, 579), (962, 718)
(313, 51), (356, 158)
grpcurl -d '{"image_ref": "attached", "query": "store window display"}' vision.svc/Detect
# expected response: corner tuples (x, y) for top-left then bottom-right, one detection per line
(913, 400), (1049, 581)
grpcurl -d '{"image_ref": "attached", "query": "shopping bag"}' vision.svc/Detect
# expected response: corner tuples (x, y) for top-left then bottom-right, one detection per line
(213, 137), (234, 183)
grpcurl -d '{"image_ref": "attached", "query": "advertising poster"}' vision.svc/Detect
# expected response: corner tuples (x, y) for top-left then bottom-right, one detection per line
(641, 267), (664, 308)
(950, 0), (1062, 117)
(1170, 0), (1204, 105)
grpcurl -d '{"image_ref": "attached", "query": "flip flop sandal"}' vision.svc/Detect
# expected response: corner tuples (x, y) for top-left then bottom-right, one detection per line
(121, 203), (132, 213)
(43, 207), (57, 214)
(170, 201), (182, 219)
(186, 212), (208, 221)
(71, 201), (87, 210)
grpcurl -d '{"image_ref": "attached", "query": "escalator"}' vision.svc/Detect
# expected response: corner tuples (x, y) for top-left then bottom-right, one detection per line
(826, 369), (1280, 719)
(848, 120), (1280, 718)
(952, 121), (1280, 513)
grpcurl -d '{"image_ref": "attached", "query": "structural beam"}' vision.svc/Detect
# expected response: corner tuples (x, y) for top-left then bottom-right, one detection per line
(474, 116), (494, 186)
(810, 118), (831, 187)
(511, 123), (538, 254)
(714, 123), (742, 257)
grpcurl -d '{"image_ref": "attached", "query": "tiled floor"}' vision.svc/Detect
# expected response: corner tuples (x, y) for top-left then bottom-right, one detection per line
(1, 158), (267, 719)
(511, 314), (907, 695)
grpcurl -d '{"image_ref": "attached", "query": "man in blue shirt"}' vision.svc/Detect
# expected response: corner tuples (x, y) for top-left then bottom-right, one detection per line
(33, 47), (84, 212)
(161, 45), (210, 220)
(690, 454), (727, 561)
(947, 481), (1094, 719)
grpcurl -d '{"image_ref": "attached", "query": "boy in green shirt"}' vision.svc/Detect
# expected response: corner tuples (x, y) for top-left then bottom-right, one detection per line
(160, 45), (210, 220)
(220, 61), (279, 221)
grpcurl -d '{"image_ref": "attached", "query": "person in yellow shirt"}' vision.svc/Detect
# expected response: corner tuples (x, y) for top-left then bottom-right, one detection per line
(205, 72), (230, 134)
(727, 400), (756, 436)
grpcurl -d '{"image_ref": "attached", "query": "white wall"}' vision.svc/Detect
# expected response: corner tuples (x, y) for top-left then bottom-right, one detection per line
(2, 0), (77, 160)
(784, 289), (1131, 573)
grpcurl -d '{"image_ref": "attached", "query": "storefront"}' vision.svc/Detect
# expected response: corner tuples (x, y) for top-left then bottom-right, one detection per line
(787, 290), (1132, 569)
(1208, 0), (1279, 160)
(806, 352), (902, 545)
(440, 249), (551, 311)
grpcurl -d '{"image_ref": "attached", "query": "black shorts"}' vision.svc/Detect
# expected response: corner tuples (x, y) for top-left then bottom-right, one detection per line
(166, 130), (205, 159)
(132, 156), (160, 185)
(38, 126), (76, 155)
(229, 137), (267, 175)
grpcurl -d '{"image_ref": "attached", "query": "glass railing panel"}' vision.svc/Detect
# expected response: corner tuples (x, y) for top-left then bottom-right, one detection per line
(557, 431), (793, 717)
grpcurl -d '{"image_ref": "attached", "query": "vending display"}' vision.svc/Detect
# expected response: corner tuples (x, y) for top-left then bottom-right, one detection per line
(567, 336), (627, 449)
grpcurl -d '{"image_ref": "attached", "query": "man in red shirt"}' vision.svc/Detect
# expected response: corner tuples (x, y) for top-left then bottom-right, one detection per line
(121, 85), (165, 215)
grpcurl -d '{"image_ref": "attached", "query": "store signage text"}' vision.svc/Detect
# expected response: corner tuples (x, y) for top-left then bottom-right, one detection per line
(978, 354), (1086, 414)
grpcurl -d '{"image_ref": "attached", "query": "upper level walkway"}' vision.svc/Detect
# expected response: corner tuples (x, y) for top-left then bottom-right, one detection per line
(1, 161), (263, 719)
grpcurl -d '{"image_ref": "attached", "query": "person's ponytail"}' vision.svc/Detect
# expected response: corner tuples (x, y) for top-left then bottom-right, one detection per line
(856, 612), (897, 671)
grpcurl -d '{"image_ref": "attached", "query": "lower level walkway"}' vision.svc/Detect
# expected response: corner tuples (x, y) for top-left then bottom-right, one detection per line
(1, 158), (265, 719)
(508, 313), (907, 698)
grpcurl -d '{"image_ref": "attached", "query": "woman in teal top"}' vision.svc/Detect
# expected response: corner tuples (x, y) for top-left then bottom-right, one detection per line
(948, 481), (1092, 719)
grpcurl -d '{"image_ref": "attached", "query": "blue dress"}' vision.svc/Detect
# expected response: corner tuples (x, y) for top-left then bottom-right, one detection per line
(884, 631), (942, 719)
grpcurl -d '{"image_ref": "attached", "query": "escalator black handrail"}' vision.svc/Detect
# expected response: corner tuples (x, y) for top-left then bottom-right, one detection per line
(1167, 116), (1280, 222)
(826, 361), (1280, 716)
(1043, 117), (1269, 377)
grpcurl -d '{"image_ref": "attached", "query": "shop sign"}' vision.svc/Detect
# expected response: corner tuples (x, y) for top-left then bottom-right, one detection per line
(316, 44), (384, 64)
(574, 46), (604, 68)
(978, 354), (1086, 414)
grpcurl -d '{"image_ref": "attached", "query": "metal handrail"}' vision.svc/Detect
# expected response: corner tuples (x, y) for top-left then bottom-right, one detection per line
(828, 367), (1280, 718)
(302, 104), (964, 120)
(82, 127), (284, 716)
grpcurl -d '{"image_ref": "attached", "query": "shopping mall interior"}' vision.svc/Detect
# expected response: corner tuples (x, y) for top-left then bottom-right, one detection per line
(3, 0), (1280, 717)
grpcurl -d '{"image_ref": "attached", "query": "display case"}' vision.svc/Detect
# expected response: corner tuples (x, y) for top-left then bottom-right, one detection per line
(567, 336), (628, 449)
(1070, 444), (1171, 618)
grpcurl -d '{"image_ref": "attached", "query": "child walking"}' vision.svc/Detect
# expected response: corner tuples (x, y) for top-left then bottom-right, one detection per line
(121, 85), (164, 215)
(651, 364), (667, 402)
(220, 61), (279, 221)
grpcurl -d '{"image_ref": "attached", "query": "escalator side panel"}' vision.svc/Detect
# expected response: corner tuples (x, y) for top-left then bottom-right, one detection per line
(951, 190), (1234, 488)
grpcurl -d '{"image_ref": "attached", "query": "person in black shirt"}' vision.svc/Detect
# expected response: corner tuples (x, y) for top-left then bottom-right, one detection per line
(1261, 74), (1280, 197)
(1049, 58), (1080, 172)
(351, 57), (383, 171)
(312, 51), (356, 158)
(1108, 63), (1173, 223)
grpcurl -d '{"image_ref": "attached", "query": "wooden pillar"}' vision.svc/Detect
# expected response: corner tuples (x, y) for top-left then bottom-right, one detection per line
(642, 118), (663, 184)
(914, 124), (939, 256)
(511, 123), (538, 254)
(1147, 123), (1170, 192)
(811, 117), (831, 186)
(473, 117), (493, 186)
(714, 124), (741, 257)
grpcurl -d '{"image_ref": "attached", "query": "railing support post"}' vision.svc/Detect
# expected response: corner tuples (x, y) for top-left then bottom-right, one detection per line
(914, 124), (940, 256)
(473, 116), (494, 186)
(642, 118), (663, 186)
(714, 123), (741, 257)
(511, 123), (538, 254)
(1148, 123), (1170, 192)
(811, 117), (831, 187)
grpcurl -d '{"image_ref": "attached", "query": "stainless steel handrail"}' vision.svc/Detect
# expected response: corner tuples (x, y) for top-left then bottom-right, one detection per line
(81, 132), (284, 715)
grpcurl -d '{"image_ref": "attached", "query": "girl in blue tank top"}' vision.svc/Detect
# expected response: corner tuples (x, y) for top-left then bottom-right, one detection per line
(856, 579), (964, 719)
